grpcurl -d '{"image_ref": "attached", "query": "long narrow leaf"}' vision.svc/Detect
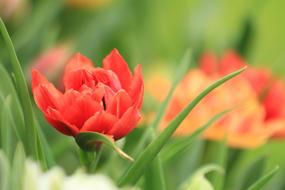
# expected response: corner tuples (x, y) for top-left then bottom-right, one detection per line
(246, 166), (279, 190)
(161, 110), (230, 162)
(133, 50), (192, 156)
(0, 96), (13, 159)
(0, 64), (25, 142)
(0, 18), (49, 168)
(118, 67), (246, 186)
(144, 157), (166, 190)
(240, 156), (266, 190)
(207, 138), (228, 190)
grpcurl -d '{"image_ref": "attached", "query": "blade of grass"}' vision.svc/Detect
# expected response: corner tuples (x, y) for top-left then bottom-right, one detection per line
(246, 166), (279, 190)
(0, 18), (48, 168)
(118, 67), (246, 186)
(161, 110), (230, 162)
(133, 50), (192, 156)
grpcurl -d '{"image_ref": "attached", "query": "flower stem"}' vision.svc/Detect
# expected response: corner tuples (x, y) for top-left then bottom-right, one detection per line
(90, 148), (103, 173)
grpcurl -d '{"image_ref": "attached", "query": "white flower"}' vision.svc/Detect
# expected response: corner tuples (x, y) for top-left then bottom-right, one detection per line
(23, 159), (129, 190)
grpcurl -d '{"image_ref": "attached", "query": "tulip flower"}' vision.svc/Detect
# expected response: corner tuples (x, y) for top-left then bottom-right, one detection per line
(147, 51), (285, 148)
(32, 49), (144, 141)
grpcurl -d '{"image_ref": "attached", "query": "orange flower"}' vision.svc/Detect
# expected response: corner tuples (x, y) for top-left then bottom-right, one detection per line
(147, 51), (285, 148)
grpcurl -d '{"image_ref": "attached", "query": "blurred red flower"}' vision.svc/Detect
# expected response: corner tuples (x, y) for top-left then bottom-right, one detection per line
(32, 49), (144, 140)
(147, 51), (285, 148)
(30, 44), (72, 82)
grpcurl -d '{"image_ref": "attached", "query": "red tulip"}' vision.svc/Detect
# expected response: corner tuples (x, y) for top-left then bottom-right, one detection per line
(32, 49), (144, 140)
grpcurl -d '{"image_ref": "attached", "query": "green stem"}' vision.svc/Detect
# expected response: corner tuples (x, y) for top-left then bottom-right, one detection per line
(90, 148), (103, 173)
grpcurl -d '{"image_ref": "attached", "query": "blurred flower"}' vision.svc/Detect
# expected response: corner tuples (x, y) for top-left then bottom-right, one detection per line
(67, 0), (112, 9)
(0, 0), (27, 20)
(30, 44), (73, 82)
(23, 159), (135, 190)
(32, 49), (144, 141)
(147, 51), (285, 148)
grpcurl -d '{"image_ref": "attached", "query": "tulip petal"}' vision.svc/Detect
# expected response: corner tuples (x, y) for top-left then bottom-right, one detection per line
(219, 51), (246, 75)
(46, 107), (79, 136)
(106, 90), (133, 118)
(64, 52), (93, 73)
(63, 68), (96, 91)
(32, 69), (62, 111)
(80, 111), (118, 133)
(199, 53), (218, 75)
(96, 82), (115, 108)
(263, 80), (285, 120)
(108, 106), (141, 140)
(59, 90), (103, 128)
(103, 49), (132, 90)
(128, 65), (144, 109)
(92, 68), (122, 91)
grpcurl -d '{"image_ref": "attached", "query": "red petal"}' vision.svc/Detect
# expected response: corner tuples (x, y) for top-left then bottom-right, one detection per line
(108, 106), (141, 140)
(92, 68), (121, 91)
(103, 49), (132, 90)
(58, 90), (103, 128)
(96, 82), (115, 107)
(244, 68), (271, 94)
(199, 53), (218, 75)
(79, 84), (105, 102)
(219, 51), (246, 75)
(128, 65), (144, 109)
(106, 90), (133, 118)
(63, 69), (95, 91)
(32, 69), (62, 111)
(80, 111), (118, 133)
(263, 80), (285, 120)
(64, 53), (93, 73)
(46, 107), (79, 136)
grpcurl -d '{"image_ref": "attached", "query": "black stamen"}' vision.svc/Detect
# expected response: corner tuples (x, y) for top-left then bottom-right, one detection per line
(102, 97), (106, 110)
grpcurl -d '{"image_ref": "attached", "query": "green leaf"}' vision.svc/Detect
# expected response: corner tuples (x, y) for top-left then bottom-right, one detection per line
(118, 67), (246, 186)
(0, 18), (49, 168)
(0, 95), (13, 159)
(144, 155), (166, 190)
(0, 150), (10, 190)
(161, 110), (230, 162)
(239, 156), (266, 190)
(0, 64), (25, 143)
(11, 143), (26, 190)
(179, 164), (223, 190)
(246, 166), (279, 190)
(207, 139), (228, 190)
(75, 132), (133, 161)
(133, 50), (192, 156)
